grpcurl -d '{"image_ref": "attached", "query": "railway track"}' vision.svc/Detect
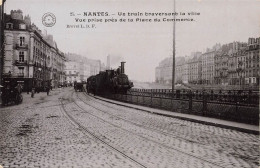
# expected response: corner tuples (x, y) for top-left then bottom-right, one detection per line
(81, 93), (259, 165)
(59, 89), (148, 168)
(73, 91), (228, 168)
(79, 92), (208, 145)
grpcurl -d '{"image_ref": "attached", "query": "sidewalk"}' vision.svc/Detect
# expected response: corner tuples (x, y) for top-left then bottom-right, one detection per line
(93, 95), (259, 135)
(0, 88), (62, 108)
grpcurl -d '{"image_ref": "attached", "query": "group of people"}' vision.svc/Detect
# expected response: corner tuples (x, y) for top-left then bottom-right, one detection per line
(0, 78), (58, 105)
(30, 85), (51, 98)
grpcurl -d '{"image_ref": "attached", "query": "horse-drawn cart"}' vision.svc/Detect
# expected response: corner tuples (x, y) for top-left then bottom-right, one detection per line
(1, 78), (23, 105)
(74, 81), (84, 92)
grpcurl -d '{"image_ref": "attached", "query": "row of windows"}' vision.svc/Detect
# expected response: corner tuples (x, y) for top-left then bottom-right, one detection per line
(67, 71), (77, 75)
(33, 46), (52, 65)
(215, 69), (259, 76)
(68, 76), (77, 79)
(6, 23), (26, 30)
(16, 46), (50, 66)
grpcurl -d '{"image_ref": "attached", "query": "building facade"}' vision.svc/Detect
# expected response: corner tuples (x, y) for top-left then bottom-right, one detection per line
(64, 53), (104, 84)
(244, 38), (260, 85)
(65, 61), (80, 83)
(155, 57), (184, 84)
(3, 10), (65, 91)
(155, 38), (259, 87)
(214, 39), (259, 86)
(187, 52), (202, 84)
(201, 51), (215, 85)
(155, 57), (172, 84)
(175, 57), (185, 84)
(235, 49), (247, 85)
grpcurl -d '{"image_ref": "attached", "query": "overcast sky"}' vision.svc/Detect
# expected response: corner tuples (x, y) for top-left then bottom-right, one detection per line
(4, 0), (260, 82)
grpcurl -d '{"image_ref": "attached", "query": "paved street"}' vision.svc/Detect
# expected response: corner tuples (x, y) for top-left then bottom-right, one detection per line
(0, 87), (259, 168)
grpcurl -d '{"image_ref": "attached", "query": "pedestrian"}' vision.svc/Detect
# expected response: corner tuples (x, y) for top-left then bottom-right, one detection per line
(46, 86), (50, 95)
(15, 84), (22, 94)
(31, 87), (35, 98)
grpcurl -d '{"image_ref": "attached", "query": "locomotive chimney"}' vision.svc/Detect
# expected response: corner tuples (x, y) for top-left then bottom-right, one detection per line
(121, 62), (125, 74)
(106, 55), (110, 70)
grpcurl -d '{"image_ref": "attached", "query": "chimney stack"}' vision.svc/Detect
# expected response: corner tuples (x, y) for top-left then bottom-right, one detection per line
(121, 62), (125, 74)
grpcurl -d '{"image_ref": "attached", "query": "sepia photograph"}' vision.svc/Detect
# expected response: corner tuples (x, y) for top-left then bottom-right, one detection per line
(0, 0), (259, 167)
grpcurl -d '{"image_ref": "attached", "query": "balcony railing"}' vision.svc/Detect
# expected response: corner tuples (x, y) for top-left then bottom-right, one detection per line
(236, 67), (245, 72)
(17, 73), (24, 77)
(228, 70), (237, 73)
(15, 44), (29, 49)
(15, 60), (28, 65)
(222, 67), (228, 70)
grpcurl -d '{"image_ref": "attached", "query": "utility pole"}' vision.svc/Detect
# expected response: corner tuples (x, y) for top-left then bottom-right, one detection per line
(172, 0), (176, 95)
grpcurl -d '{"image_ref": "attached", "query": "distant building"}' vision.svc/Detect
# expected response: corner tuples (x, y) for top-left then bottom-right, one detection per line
(64, 53), (104, 83)
(201, 44), (221, 85)
(65, 61), (80, 83)
(155, 57), (172, 84)
(243, 38), (259, 85)
(214, 52), (229, 85)
(155, 38), (259, 87)
(155, 57), (185, 84)
(175, 57), (185, 84)
(214, 39), (259, 86)
(155, 57), (171, 84)
(230, 49), (246, 85)
(187, 52), (202, 84)
(182, 63), (189, 84)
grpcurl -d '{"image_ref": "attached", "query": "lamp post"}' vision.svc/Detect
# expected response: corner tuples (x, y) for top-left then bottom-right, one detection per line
(38, 67), (42, 89)
(237, 61), (243, 90)
(34, 67), (41, 88)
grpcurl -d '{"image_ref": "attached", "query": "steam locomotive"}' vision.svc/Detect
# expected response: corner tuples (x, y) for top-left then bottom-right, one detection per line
(87, 62), (133, 95)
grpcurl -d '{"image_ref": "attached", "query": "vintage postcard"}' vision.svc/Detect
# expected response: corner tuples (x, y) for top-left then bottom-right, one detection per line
(0, 0), (259, 167)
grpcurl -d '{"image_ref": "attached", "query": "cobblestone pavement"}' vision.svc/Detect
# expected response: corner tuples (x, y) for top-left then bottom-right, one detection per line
(0, 88), (259, 168)
(0, 88), (141, 168)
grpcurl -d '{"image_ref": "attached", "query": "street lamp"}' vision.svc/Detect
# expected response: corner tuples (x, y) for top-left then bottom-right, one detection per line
(237, 60), (243, 89)
(33, 67), (41, 88)
(38, 67), (42, 88)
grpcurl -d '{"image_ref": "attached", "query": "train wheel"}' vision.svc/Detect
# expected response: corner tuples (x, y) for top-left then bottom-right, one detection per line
(2, 99), (7, 106)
